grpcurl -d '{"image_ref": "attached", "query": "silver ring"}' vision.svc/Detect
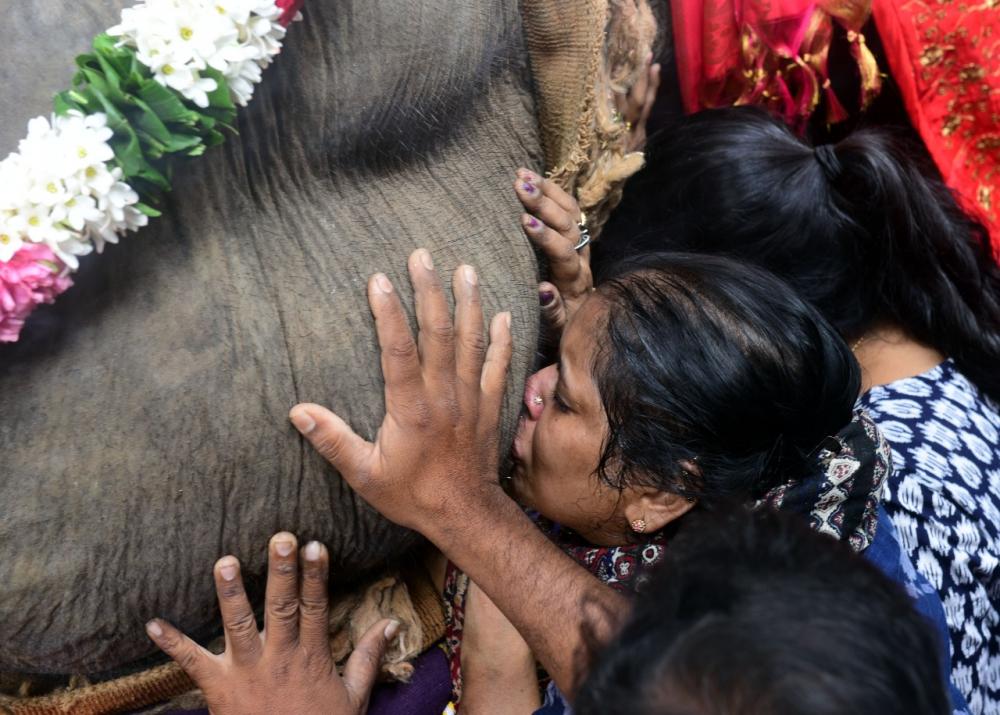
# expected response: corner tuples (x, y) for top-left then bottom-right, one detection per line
(574, 212), (590, 251)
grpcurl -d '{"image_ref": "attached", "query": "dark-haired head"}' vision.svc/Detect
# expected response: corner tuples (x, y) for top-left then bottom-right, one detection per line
(575, 508), (952, 715)
(594, 252), (860, 502)
(511, 252), (859, 544)
(603, 106), (1000, 403)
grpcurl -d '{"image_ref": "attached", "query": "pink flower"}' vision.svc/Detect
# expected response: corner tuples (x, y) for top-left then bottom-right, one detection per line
(0, 244), (73, 343)
(275, 0), (304, 26)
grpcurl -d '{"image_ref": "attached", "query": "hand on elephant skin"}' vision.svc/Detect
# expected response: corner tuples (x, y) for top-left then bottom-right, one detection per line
(515, 170), (594, 334)
(289, 249), (513, 532)
(615, 51), (662, 153)
(145, 533), (399, 715)
(288, 249), (626, 701)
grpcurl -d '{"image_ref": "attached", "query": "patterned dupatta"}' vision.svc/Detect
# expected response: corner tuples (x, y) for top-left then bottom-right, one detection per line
(441, 409), (890, 702)
(670, 0), (881, 130)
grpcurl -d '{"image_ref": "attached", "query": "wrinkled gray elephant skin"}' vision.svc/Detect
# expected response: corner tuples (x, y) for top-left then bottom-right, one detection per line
(0, 0), (541, 675)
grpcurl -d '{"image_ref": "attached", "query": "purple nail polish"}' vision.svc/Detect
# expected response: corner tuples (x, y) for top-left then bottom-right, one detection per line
(540, 291), (555, 306)
(527, 216), (540, 229)
(522, 182), (536, 194)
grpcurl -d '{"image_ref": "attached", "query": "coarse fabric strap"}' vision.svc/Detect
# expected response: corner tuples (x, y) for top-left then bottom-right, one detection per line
(520, 0), (659, 238)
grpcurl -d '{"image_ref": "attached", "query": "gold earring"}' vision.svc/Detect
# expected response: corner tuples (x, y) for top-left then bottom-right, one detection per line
(630, 518), (647, 534)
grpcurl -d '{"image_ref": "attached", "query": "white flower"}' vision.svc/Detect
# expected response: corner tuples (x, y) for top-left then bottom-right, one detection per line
(21, 204), (68, 247)
(109, 0), (288, 107)
(77, 163), (118, 197)
(0, 154), (31, 213)
(0, 217), (25, 263)
(156, 62), (219, 108)
(54, 195), (104, 232)
(0, 109), (145, 269)
(56, 113), (116, 173)
(48, 235), (95, 271)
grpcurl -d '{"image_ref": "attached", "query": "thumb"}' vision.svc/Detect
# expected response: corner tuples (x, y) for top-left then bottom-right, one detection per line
(289, 404), (375, 484)
(342, 619), (400, 710)
(539, 282), (567, 333)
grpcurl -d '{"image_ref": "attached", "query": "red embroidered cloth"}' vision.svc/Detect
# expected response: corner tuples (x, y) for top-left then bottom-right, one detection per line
(669, 0), (880, 130)
(871, 1), (1000, 256)
(668, 0), (999, 254)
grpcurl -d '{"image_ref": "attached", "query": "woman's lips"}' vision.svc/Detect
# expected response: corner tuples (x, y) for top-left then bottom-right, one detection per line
(512, 414), (527, 462)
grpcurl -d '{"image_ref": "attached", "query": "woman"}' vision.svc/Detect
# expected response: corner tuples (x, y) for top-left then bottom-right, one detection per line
(150, 242), (964, 711)
(599, 107), (1000, 712)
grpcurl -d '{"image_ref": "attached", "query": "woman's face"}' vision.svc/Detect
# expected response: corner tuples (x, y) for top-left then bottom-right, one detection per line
(511, 296), (632, 545)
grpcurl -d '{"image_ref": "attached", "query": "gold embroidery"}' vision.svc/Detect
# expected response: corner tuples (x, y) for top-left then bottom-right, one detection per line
(920, 45), (945, 65)
(978, 185), (992, 211)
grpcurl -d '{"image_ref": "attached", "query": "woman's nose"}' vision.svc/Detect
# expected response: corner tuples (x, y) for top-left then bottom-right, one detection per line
(523, 364), (558, 420)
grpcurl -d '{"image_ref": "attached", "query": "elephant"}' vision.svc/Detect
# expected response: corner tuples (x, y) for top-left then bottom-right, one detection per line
(0, 0), (548, 678)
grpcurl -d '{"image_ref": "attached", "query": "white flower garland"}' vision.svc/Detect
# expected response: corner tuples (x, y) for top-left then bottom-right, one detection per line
(0, 113), (147, 268)
(108, 0), (292, 109)
(0, 0), (300, 341)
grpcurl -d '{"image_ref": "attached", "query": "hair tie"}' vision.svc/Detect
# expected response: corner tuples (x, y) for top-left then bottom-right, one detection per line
(814, 144), (843, 182)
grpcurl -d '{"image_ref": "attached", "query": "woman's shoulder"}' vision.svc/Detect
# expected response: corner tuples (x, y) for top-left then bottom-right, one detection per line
(859, 360), (999, 461)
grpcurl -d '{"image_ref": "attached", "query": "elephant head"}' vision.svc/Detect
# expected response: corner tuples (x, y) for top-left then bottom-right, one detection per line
(0, 0), (658, 678)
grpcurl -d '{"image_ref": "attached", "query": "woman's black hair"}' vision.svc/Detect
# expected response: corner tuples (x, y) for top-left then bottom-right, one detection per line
(574, 508), (951, 715)
(592, 252), (860, 503)
(600, 106), (1000, 403)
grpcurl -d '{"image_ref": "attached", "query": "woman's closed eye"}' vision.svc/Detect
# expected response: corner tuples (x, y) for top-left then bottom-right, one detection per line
(553, 390), (572, 413)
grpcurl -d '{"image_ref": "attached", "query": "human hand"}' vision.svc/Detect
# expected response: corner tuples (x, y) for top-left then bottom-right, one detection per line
(145, 533), (399, 715)
(514, 169), (594, 333)
(615, 51), (661, 153)
(288, 250), (513, 537)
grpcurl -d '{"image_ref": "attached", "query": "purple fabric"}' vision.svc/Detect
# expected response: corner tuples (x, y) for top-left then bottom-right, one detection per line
(155, 646), (451, 715)
(367, 645), (452, 715)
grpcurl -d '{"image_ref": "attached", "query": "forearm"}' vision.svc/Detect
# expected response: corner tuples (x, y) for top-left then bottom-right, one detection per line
(461, 650), (540, 715)
(428, 486), (626, 699)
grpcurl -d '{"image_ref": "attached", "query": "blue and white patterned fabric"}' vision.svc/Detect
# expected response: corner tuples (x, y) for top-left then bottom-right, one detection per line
(859, 359), (1000, 715)
(865, 507), (971, 714)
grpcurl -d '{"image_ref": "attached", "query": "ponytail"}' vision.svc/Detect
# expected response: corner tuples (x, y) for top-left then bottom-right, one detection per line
(821, 130), (1000, 403)
(635, 107), (1000, 404)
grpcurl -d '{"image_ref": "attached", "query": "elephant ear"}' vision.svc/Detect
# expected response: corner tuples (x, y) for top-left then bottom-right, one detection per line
(521, 0), (658, 237)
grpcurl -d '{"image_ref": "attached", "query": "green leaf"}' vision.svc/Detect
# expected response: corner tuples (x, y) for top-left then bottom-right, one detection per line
(80, 66), (127, 107)
(202, 68), (236, 112)
(54, 91), (80, 116)
(203, 128), (227, 147)
(132, 160), (171, 191)
(130, 95), (174, 145)
(65, 86), (101, 114)
(163, 132), (206, 154)
(110, 129), (146, 176)
(135, 202), (163, 218)
(137, 80), (200, 125)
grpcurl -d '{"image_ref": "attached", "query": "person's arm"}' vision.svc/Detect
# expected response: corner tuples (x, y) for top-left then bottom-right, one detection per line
(289, 249), (625, 698)
(461, 582), (542, 715)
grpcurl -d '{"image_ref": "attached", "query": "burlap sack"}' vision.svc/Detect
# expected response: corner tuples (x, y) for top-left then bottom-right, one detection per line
(522, 0), (659, 236)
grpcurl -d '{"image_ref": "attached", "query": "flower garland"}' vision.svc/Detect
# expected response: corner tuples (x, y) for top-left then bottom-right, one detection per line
(0, 0), (303, 343)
